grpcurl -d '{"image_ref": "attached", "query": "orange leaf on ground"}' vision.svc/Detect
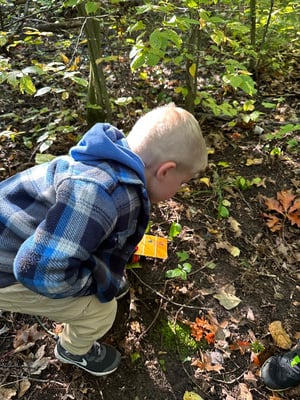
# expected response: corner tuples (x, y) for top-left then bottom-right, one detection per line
(190, 316), (216, 344)
(262, 213), (283, 232)
(264, 197), (284, 214)
(287, 199), (300, 228)
(277, 189), (296, 212)
(229, 340), (251, 354)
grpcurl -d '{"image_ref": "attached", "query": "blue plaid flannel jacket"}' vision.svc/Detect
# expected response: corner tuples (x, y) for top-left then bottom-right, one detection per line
(0, 124), (150, 302)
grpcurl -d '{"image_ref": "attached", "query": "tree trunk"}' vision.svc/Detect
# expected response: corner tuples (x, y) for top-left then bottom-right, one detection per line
(77, 4), (112, 126)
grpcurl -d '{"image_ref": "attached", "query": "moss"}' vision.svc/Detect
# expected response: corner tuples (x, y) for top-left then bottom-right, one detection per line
(159, 319), (200, 360)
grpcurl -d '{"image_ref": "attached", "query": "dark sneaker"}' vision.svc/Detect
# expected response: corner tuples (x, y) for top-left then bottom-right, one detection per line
(54, 340), (121, 376)
(261, 340), (300, 391)
(115, 276), (130, 300)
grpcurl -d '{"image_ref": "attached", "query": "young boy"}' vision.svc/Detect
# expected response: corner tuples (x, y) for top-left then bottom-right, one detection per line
(0, 103), (207, 376)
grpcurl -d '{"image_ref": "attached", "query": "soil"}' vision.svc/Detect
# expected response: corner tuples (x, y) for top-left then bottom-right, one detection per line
(0, 36), (300, 400)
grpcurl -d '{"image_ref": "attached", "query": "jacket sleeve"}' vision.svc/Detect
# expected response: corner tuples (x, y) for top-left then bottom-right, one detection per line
(13, 177), (118, 298)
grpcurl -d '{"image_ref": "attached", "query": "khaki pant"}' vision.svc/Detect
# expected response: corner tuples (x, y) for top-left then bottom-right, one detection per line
(0, 283), (117, 355)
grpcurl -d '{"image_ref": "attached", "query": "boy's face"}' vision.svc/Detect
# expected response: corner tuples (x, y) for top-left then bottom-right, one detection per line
(145, 162), (195, 203)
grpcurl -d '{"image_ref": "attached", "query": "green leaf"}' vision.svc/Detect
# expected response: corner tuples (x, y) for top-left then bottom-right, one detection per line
(262, 102), (277, 109)
(278, 124), (300, 135)
(130, 53), (146, 71)
(19, 75), (36, 95)
(0, 32), (7, 47)
(35, 153), (56, 164)
(176, 250), (189, 262)
(218, 205), (229, 218)
(69, 76), (88, 87)
(85, 2), (99, 14)
(163, 29), (182, 48)
(149, 30), (163, 50)
(182, 263), (192, 273)
(63, 0), (81, 7)
(146, 52), (161, 66)
(165, 268), (183, 279)
(168, 222), (182, 239)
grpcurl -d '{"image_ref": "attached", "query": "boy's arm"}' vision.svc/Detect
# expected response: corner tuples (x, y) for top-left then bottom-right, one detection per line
(13, 178), (119, 298)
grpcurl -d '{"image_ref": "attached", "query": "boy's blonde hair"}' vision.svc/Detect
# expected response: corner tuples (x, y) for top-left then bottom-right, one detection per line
(127, 103), (207, 174)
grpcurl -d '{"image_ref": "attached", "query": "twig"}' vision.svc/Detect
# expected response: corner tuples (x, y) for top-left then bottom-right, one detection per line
(130, 269), (210, 310)
(210, 370), (246, 385)
(136, 298), (163, 342)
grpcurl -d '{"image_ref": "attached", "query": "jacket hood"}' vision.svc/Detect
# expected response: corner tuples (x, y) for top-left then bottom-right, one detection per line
(70, 123), (145, 184)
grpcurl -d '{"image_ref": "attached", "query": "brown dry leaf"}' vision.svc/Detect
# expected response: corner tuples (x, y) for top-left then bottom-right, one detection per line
(229, 340), (251, 354)
(228, 216), (242, 237)
(0, 387), (17, 400)
(18, 379), (31, 398)
(13, 323), (45, 349)
(269, 321), (292, 349)
(264, 197), (284, 214)
(13, 342), (35, 353)
(238, 383), (253, 400)
(277, 189), (296, 212)
(245, 158), (263, 166)
(263, 189), (300, 231)
(191, 352), (224, 372)
(261, 213), (282, 232)
(244, 370), (258, 386)
(215, 241), (240, 257)
(287, 199), (300, 228)
(25, 344), (51, 375)
(130, 320), (141, 333)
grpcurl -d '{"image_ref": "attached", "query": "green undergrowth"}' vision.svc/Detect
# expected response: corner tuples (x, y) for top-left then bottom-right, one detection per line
(157, 318), (202, 360)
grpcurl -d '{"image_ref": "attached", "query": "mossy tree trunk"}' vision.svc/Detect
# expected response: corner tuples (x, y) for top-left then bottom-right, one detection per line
(77, 4), (112, 126)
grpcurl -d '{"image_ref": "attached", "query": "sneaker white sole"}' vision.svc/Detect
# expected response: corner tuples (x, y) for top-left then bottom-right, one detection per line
(54, 346), (119, 376)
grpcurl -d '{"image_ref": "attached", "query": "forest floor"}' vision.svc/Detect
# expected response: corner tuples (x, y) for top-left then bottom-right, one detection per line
(0, 26), (300, 400)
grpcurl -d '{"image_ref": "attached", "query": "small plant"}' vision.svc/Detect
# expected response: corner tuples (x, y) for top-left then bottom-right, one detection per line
(250, 340), (265, 354)
(168, 221), (182, 240)
(165, 250), (192, 280)
(233, 175), (262, 190)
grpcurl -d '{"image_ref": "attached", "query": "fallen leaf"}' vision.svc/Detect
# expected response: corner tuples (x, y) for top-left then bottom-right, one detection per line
(244, 370), (258, 386)
(183, 391), (204, 400)
(269, 321), (292, 349)
(192, 351), (224, 372)
(238, 382), (253, 400)
(229, 340), (251, 355)
(277, 190), (296, 212)
(215, 241), (240, 257)
(199, 177), (210, 187)
(18, 379), (31, 398)
(228, 216), (242, 237)
(13, 323), (45, 349)
(25, 345), (51, 375)
(287, 199), (300, 228)
(214, 284), (242, 310)
(263, 190), (300, 232)
(0, 387), (17, 400)
(246, 158), (263, 166)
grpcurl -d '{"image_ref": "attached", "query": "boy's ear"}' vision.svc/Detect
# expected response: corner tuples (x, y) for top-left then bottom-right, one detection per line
(156, 161), (177, 181)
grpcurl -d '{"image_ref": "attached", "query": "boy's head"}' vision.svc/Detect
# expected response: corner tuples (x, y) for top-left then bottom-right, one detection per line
(127, 103), (208, 202)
